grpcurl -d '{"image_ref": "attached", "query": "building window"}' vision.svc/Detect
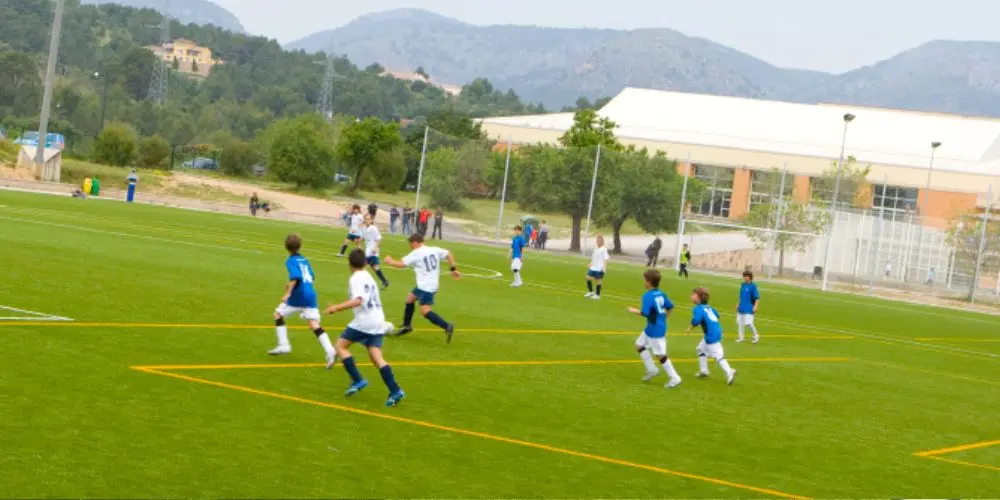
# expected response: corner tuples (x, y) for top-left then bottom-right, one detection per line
(691, 164), (734, 217)
(872, 184), (918, 220)
(749, 170), (794, 211)
(809, 176), (861, 210)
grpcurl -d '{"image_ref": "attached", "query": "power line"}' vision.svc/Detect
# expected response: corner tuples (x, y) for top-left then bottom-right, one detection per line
(316, 38), (337, 121)
(147, 0), (171, 105)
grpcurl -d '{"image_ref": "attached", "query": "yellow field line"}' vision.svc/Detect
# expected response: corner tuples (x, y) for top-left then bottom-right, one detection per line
(914, 439), (1000, 457)
(133, 366), (810, 499)
(131, 356), (852, 371)
(920, 455), (1000, 473)
(0, 321), (853, 339)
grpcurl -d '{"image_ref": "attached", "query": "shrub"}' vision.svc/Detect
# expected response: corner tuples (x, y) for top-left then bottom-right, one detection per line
(92, 122), (138, 167)
(137, 135), (170, 169)
(220, 140), (258, 177)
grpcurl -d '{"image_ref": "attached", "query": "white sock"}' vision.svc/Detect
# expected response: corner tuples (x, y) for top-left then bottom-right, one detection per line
(276, 325), (290, 348)
(718, 358), (734, 376)
(737, 322), (745, 340)
(317, 332), (335, 356)
(749, 324), (759, 338)
(514, 273), (522, 286)
(661, 358), (680, 380)
(698, 355), (709, 373)
(639, 350), (658, 374)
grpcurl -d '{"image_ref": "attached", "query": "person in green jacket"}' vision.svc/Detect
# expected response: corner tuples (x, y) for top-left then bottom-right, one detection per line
(679, 244), (691, 278)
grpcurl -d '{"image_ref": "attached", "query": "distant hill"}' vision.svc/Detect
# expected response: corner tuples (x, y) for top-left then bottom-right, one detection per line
(82, 0), (245, 33)
(288, 8), (1000, 117)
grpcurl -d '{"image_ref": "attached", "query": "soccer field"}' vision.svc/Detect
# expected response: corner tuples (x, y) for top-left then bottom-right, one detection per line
(1, 189), (998, 499)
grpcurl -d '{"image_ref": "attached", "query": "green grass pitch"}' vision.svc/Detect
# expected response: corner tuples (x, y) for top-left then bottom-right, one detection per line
(0, 189), (998, 498)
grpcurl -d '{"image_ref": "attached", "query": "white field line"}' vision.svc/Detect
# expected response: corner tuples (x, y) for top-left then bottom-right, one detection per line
(0, 305), (73, 321)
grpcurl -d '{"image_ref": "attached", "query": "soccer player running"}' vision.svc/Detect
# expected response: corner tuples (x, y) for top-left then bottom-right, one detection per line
(337, 204), (365, 257)
(686, 287), (737, 385)
(584, 235), (610, 300)
(384, 233), (460, 342)
(362, 214), (390, 289)
(736, 270), (761, 344)
(268, 234), (337, 369)
(508, 225), (527, 288)
(626, 270), (682, 388)
(324, 249), (405, 407)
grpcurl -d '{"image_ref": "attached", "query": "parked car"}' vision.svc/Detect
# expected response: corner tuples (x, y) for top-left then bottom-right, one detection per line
(0, 127), (7, 140)
(334, 173), (351, 184)
(252, 164), (266, 177)
(14, 131), (66, 150)
(181, 157), (218, 170)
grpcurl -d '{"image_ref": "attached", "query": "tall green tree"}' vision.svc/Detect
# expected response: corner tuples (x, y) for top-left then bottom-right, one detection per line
(335, 117), (402, 192)
(93, 122), (138, 166)
(0, 51), (41, 116)
(267, 115), (336, 189)
(559, 109), (622, 150)
(745, 200), (829, 275)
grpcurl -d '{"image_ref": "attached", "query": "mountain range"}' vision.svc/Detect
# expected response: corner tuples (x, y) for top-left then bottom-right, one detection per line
(287, 8), (1000, 117)
(81, 0), (245, 33)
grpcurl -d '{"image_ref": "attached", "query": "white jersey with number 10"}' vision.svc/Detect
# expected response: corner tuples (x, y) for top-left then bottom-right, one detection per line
(402, 246), (450, 293)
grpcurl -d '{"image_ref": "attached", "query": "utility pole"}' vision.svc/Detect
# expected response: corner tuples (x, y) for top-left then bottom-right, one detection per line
(147, 0), (171, 105)
(34, 0), (65, 167)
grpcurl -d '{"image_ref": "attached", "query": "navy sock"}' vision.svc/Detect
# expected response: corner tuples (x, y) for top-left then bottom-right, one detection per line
(596, 284), (603, 296)
(342, 356), (363, 384)
(403, 303), (415, 327)
(425, 311), (449, 330)
(587, 280), (593, 292)
(375, 269), (388, 285)
(379, 365), (401, 393)
(339, 244), (348, 255)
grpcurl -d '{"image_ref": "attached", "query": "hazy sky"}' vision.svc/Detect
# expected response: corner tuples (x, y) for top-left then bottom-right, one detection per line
(214, 0), (1000, 74)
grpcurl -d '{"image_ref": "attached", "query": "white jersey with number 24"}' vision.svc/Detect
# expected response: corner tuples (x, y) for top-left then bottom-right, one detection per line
(347, 270), (386, 334)
(402, 245), (450, 293)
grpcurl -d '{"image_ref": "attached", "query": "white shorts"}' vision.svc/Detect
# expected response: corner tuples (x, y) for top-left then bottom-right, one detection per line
(636, 332), (667, 356)
(275, 303), (321, 322)
(697, 340), (725, 360)
(511, 258), (523, 272)
(737, 313), (755, 326)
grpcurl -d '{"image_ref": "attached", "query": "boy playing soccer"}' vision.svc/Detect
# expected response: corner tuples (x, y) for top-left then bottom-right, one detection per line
(584, 235), (610, 300)
(626, 270), (682, 388)
(324, 249), (405, 407)
(338, 204), (365, 257)
(736, 270), (761, 344)
(363, 214), (390, 289)
(268, 234), (337, 369)
(687, 287), (737, 385)
(508, 225), (527, 288)
(384, 233), (460, 343)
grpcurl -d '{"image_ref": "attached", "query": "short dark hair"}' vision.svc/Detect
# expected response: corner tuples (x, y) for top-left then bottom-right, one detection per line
(514, 225), (522, 231)
(643, 269), (661, 288)
(743, 270), (754, 280)
(408, 233), (425, 244)
(285, 234), (302, 253)
(693, 287), (710, 305)
(348, 249), (366, 269)
(352, 204), (360, 210)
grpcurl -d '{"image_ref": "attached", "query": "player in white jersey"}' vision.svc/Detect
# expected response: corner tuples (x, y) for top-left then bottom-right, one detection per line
(324, 249), (405, 407)
(362, 214), (390, 289)
(584, 235), (611, 300)
(337, 204), (365, 257)
(384, 233), (460, 343)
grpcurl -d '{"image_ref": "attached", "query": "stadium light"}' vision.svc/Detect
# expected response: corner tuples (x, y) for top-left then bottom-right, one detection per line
(821, 113), (856, 292)
(912, 141), (942, 284)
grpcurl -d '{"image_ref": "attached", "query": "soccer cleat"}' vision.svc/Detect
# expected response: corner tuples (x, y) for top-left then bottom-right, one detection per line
(727, 370), (737, 386)
(752, 336), (760, 344)
(590, 295), (601, 301)
(642, 371), (659, 382)
(268, 346), (291, 356)
(385, 390), (406, 407)
(666, 378), (683, 389)
(695, 371), (710, 379)
(336, 254), (344, 258)
(736, 338), (745, 343)
(510, 283), (521, 288)
(325, 352), (338, 369)
(345, 379), (368, 396)
(395, 325), (413, 337)
(445, 323), (455, 344)
(584, 292), (594, 298)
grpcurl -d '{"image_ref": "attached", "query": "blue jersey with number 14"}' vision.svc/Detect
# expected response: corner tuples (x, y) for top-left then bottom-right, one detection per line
(641, 289), (672, 338)
(285, 254), (317, 308)
(511, 235), (526, 259)
(691, 304), (723, 344)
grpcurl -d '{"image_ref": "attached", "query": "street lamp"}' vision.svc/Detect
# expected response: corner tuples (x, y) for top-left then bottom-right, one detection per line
(912, 141), (942, 283)
(821, 112), (856, 292)
(92, 70), (110, 135)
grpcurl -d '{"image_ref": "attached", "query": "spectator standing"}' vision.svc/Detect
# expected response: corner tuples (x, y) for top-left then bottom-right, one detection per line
(679, 244), (691, 278)
(402, 204), (413, 234)
(530, 226), (539, 249)
(645, 236), (662, 268)
(524, 222), (533, 244)
(249, 192), (260, 217)
(432, 207), (444, 240)
(418, 207), (431, 236)
(389, 206), (400, 234)
(538, 221), (549, 250)
(367, 201), (378, 219)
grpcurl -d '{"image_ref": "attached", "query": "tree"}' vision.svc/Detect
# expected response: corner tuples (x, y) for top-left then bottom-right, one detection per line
(93, 122), (138, 166)
(559, 108), (621, 150)
(191, 59), (199, 73)
(415, 66), (429, 80)
(267, 115), (336, 189)
(335, 117), (402, 192)
(137, 135), (170, 168)
(0, 50), (42, 116)
(947, 211), (1000, 299)
(424, 148), (464, 211)
(220, 139), (259, 177)
(811, 156), (872, 209)
(426, 108), (486, 140)
(745, 200), (829, 275)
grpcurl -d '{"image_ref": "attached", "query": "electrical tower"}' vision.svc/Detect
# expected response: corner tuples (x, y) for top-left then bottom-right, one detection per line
(147, 0), (171, 105)
(316, 40), (336, 121)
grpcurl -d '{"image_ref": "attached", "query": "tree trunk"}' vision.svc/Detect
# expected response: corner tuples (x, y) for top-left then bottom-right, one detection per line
(778, 244), (786, 276)
(611, 218), (626, 254)
(570, 214), (582, 252)
(350, 166), (365, 193)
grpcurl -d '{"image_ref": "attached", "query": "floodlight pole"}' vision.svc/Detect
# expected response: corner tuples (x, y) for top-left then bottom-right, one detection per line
(674, 157), (692, 270)
(495, 136), (513, 242)
(821, 113), (856, 291)
(413, 126), (429, 211)
(969, 184), (994, 304)
(912, 141), (941, 283)
(581, 143), (601, 255)
(868, 176), (888, 295)
(34, 0), (66, 166)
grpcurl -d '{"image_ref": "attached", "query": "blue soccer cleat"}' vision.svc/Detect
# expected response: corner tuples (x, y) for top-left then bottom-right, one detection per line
(385, 390), (406, 407)
(345, 379), (368, 396)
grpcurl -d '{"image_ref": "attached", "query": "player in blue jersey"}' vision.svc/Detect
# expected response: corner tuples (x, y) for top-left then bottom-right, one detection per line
(269, 234), (337, 369)
(508, 225), (527, 288)
(736, 270), (761, 344)
(324, 249), (404, 407)
(686, 287), (737, 385)
(627, 270), (682, 388)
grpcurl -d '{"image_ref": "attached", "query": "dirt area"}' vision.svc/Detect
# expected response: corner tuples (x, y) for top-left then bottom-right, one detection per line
(0, 165), (35, 181)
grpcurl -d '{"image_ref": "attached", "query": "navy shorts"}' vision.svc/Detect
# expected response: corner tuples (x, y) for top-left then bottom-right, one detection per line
(411, 287), (435, 306)
(347, 234), (361, 242)
(340, 327), (385, 348)
(587, 270), (605, 280)
(366, 256), (380, 266)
